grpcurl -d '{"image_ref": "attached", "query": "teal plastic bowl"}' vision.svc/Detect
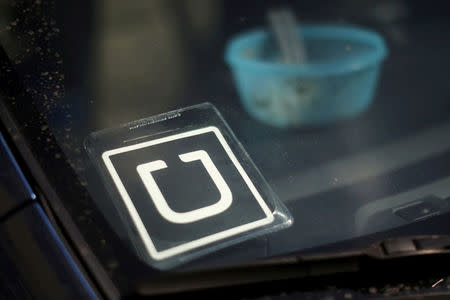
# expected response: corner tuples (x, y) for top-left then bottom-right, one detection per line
(225, 24), (388, 128)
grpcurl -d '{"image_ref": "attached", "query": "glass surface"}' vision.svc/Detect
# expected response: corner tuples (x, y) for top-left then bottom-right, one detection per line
(1, 0), (450, 291)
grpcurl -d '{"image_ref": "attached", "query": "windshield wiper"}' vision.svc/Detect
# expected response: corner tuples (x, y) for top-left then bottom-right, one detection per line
(133, 235), (450, 297)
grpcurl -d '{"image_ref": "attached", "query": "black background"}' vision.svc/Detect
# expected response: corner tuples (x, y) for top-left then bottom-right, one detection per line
(109, 130), (268, 251)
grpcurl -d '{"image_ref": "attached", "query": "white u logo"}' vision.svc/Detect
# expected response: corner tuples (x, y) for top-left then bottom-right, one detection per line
(136, 150), (233, 224)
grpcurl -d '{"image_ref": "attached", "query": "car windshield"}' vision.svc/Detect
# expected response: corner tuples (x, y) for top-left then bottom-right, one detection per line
(1, 0), (450, 291)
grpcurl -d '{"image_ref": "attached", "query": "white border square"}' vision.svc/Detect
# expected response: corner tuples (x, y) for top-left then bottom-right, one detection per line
(101, 126), (274, 260)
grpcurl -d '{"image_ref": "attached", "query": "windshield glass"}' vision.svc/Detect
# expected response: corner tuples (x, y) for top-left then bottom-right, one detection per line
(1, 0), (450, 291)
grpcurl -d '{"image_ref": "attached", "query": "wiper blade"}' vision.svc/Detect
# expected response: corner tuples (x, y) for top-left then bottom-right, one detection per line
(370, 235), (450, 258)
(133, 235), (450, 296)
